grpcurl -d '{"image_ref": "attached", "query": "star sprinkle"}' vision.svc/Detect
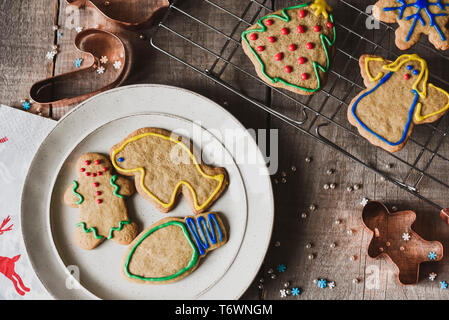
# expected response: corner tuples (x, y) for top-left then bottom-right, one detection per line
(402, 232), (411, 241)
(46, 51), (56, 60)
(280, 289), (287, 298)
(96, 66), (105, 74)
(428, 251), (438, 260)
(113, 60), (122, 69)
(75, 58), (83, 68)
(328, 281), (336, 289)
(100, 56), (108, 64)
(317, 278), (327, 289)
(361, 197), (369, 206)
(277, 264), (287, 273)
(440, 281), (448, 289)
(291, 287), (300, 296)
(75, 26), (83, 33)
(429, 272), (437, 281)
(22, 101), (31, 110)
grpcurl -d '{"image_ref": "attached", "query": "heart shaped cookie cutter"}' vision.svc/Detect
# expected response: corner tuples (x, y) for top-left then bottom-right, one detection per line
(66, 0), (169, 28)
(30, 28), (129, 109)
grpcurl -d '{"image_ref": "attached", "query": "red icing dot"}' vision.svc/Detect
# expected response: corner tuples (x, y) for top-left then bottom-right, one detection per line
(94, 182), (99, 187)
(97, 171), (103, 176)
(92, 172), (97, 177)
(314, 25), (321, 32)
(257, 46), (265, 52)
(96, 191), (101, 196)
(265, 19), (273, 26)
(84, 160), (91, 165)
(297, 57), (307, 64)
(249, 33), (258, 40)
(80, 168), (85, 172)
(85, 172), (91, 176)
(281, 28), (289, 35)
(297, 25), (305, 33)
(299, 9), (306, 18)
(404, 74), (411, 80)
(97, 199), (102, 204)
(94, 159), (101, 165)
(284, 66), (292, 73)
(327, 22), (333, 28)
(302, 73), (309, 80)
(306, 42), (314, 49)
(268, 36), (275, 43)
(288, 44), (297, 51)
(275, 52), (283, 61)
(102, 167), (107, 172)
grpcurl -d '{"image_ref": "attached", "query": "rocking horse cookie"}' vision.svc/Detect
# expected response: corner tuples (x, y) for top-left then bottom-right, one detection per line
(110, 128), (229, 214)
(361, 201), (443, 285)
(373, 0), (449, 50)
(241, 0), (336, 95)
(122, 212), (227, 284)
(348, 53), (449, 152)
(64, 153), (138, 250)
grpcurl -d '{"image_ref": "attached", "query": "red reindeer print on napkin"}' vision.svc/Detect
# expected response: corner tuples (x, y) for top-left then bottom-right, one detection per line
(0, 255), (30, 296)
(0, 136), (8, 143)
(0, 216), (13, 236)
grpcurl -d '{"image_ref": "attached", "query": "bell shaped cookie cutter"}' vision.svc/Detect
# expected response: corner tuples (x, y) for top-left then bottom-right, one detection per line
(361, 201), (443, 285)
(30, 28), (130, 109)
(66, 0), (169, 28)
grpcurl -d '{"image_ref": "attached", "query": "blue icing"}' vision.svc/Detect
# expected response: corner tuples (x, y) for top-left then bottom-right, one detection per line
(186, 213), (223, 255)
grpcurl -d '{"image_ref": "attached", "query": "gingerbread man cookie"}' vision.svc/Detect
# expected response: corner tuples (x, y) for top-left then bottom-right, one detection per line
(241, 0), (336, 95)
(362, 201), (443, 285)
(122, 212), (227, 284)
(373, 0), (449, 50)
(110, 128), (228, 214)
(64, 153), (138, 250)
(348, 53), (449, 152)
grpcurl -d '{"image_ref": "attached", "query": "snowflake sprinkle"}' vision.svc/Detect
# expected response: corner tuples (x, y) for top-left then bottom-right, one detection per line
(361, 197), (369, 206)
(22, 101), (31, 110)
(75, 26), (83, 33)
(96, 66), (105, 74)
(280, 289), (287, 298)
(291, 287), (300, 296)
(46, 51), (56, 60)
(402, 232), (411, 241)
(317, 278), (327, 289)
(428, 251), (438, 260)
(440, 281), (448, 289)
(429, 272), (437, 281)
(277, 264), (287, 273)
(328, 281), (336, 289)
(113, 60), (122, 69)
(100, 56), (109, 64)
(75, 58), (83, 68)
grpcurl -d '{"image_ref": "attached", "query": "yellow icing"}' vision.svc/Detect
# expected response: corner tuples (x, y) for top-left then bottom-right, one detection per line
(364, 56), (385, 82)
(414, 84), (449, 122)
(111, 132), (225, 211)
(310, 0), (332, 18)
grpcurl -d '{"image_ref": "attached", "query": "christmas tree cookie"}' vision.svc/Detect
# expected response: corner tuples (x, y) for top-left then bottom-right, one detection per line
(373, 0), (449, 50)
(241, 0), (336, 95)
(122, 212), (227, 284)
(110, 128), (228, 214)
(348, 53), (449, 152)
(64, 153), (138, 250)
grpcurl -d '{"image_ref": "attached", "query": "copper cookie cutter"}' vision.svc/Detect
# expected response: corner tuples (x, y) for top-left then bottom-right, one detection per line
(66, 0), (169, 28)
(30, 28), (130, 108)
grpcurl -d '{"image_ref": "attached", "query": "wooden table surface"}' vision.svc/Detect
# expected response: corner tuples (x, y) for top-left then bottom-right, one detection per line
(3, 0), (449, 300)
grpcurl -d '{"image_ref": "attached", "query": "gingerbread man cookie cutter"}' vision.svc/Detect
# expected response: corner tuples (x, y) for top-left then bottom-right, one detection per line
(361, 201), (443, 285)
(66, 0), (169, 28)
(29, 28), (130, 109)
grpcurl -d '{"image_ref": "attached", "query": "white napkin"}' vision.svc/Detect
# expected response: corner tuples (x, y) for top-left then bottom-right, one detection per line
(0, 105), (55, 299)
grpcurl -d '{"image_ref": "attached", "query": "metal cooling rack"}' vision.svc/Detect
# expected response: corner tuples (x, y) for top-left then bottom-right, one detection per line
(151, 0), (449, 210)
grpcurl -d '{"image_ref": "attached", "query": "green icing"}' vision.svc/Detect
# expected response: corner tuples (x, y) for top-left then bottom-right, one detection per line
(241, 2), (336, 93)
(110, 175), (125, 198)
(72, 180), (84, 205)
(76, 220), (131, 240)
(124, 221), (199, 282)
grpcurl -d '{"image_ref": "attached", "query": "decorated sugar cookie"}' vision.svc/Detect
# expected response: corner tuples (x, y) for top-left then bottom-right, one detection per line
(64, 153), (138, 250)
(241, 0), (336, 95)
(122, 212), (227, 284)
(362, 201), (443, 285)
(373, 0), (449, 50)
(348, 53), (449, 152)
(110, 128), (228, 214)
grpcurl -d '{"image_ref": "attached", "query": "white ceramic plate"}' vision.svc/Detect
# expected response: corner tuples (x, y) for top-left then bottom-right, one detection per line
(21, 84), (274, 299)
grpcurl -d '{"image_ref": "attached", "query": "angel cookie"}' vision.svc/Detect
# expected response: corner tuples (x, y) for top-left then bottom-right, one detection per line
(361, 201), (443, 285)
(122, 212), (227, 284)
(348, 53), (449, 152)
(110, 128), (228, 214)
(64, 153), (138, 250)
(241, 0), (336, 95)
(373, 0), (449, 50)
